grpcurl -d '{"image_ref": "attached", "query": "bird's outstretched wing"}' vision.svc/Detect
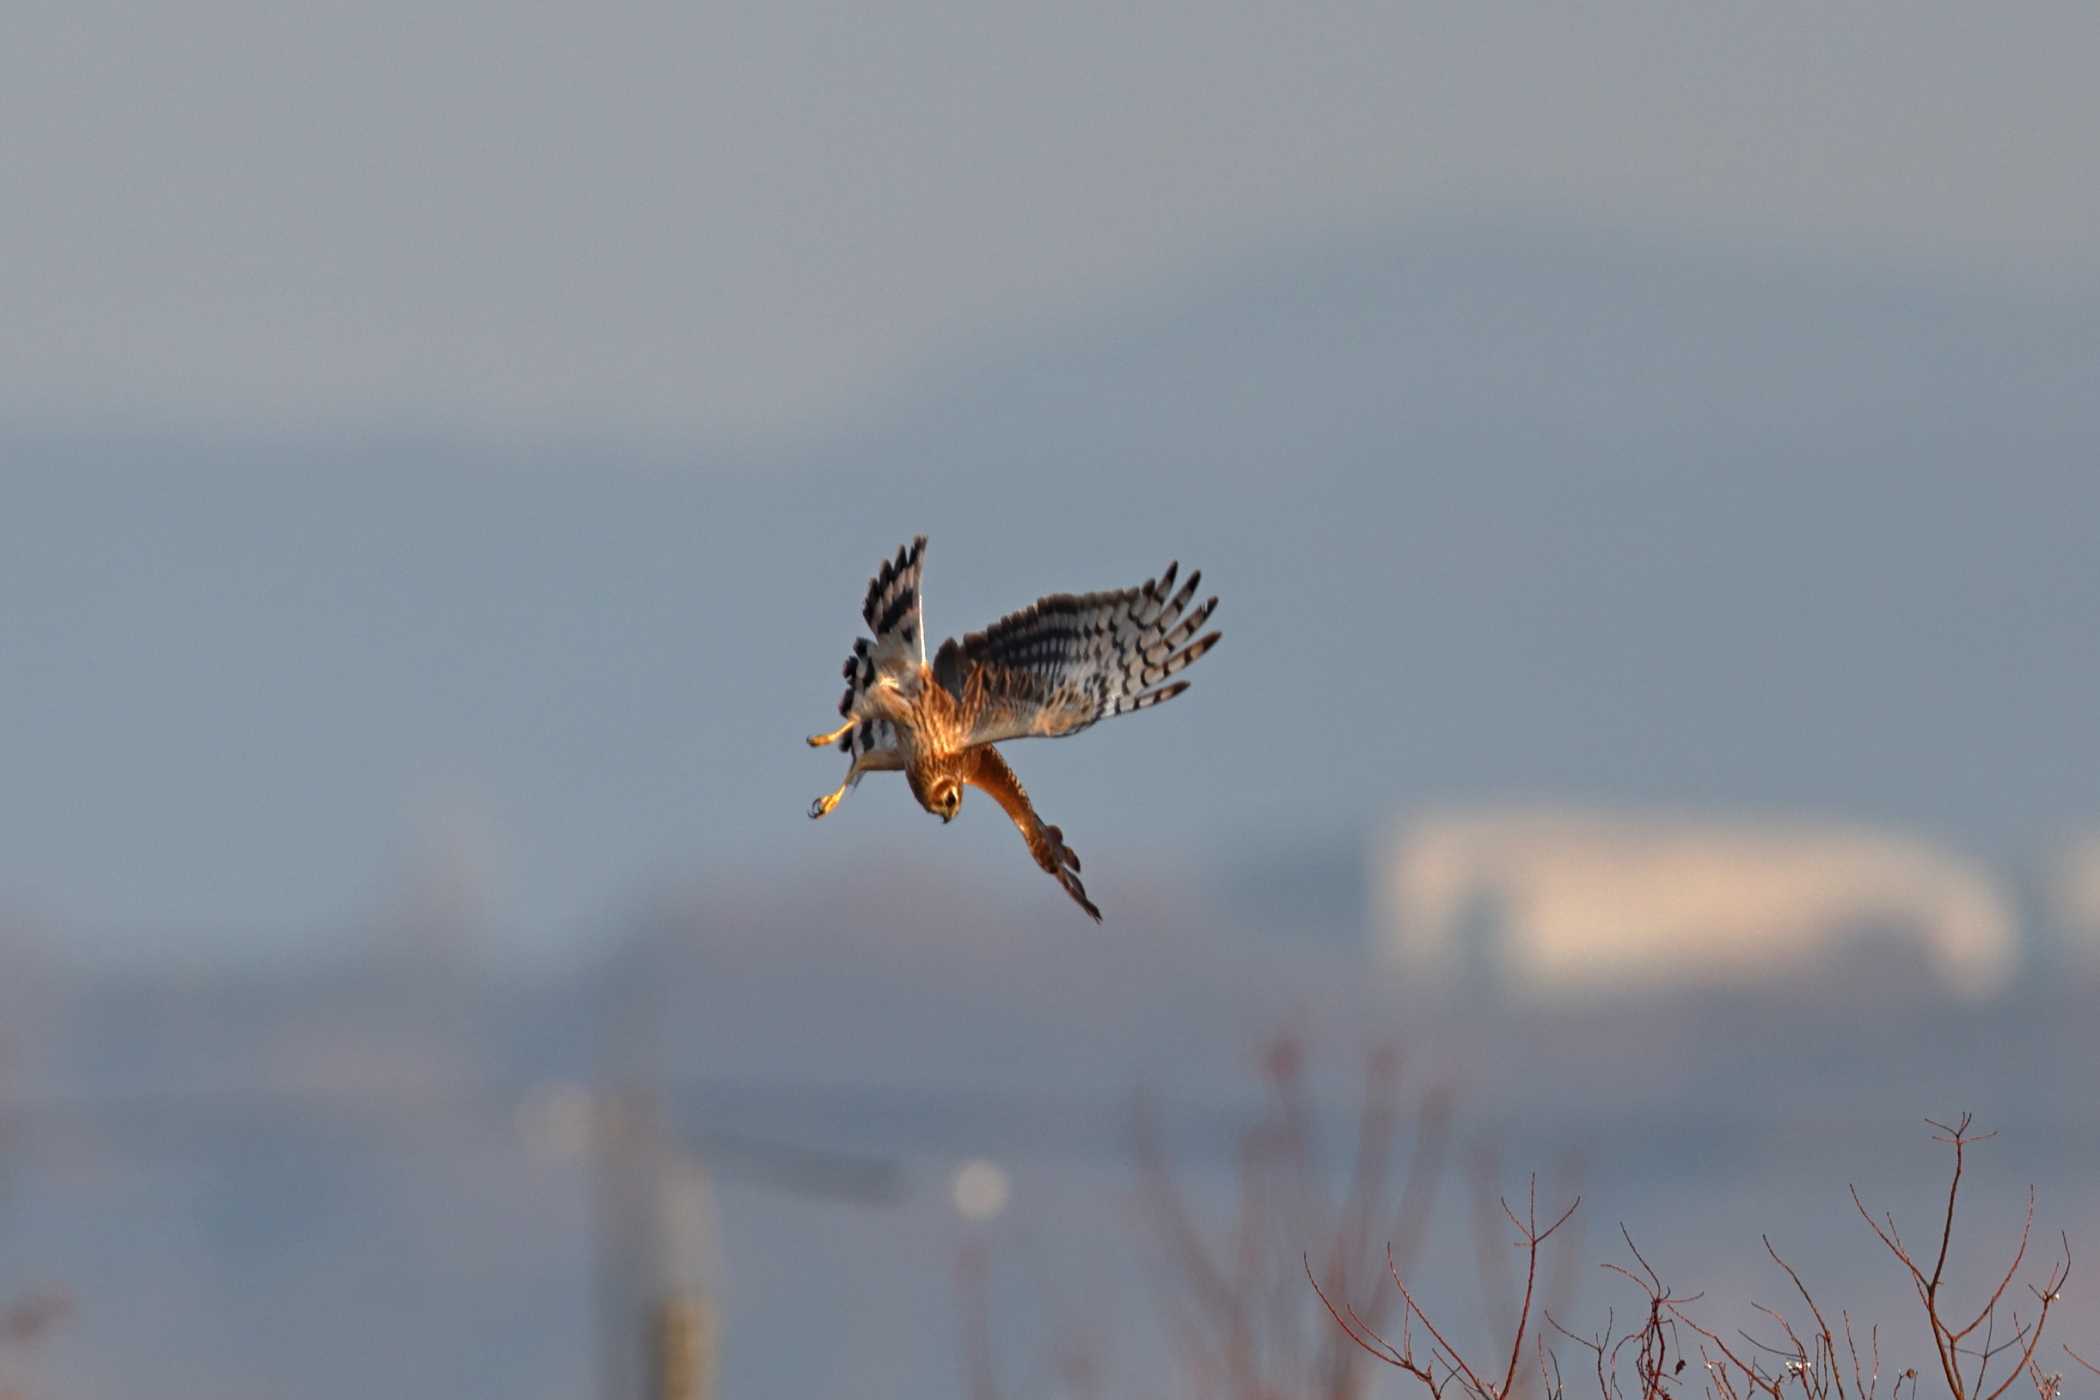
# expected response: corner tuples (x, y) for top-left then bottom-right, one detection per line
(861, 536), (928, 674)
(933, 561), (1219, 748)
(827, 537), (929, 763)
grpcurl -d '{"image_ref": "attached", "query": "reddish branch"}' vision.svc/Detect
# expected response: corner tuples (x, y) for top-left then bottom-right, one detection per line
(1308, 1172), (1580, 1400)
(1851, 1115), (2070, 1400)
(1315, 1115), (2083, 1400)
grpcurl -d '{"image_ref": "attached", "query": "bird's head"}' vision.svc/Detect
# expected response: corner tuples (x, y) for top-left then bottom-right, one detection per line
(912, 772), (965, 824)
(929, 778), (963, 824)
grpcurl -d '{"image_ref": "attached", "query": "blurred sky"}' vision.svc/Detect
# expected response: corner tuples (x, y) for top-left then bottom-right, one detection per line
(5, 3), (2098, 964)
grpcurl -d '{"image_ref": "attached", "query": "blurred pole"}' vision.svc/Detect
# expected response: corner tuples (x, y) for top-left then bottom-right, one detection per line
(647, 1121), (723, 1400)
(592, 1086), (649, 1400)
(595, 919), (721, 1400)
(595, 920), (670, 1400)
(648, 1294), (715, 1400)
(956, 1238), (999, 1400)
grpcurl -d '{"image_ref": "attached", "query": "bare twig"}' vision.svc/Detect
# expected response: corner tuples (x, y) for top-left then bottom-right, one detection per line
(1315, 1115), (2084, 1400)
(1851, 1119), (2068, 1400)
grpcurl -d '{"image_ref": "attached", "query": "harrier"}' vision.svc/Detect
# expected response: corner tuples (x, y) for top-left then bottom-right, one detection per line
(806, 536), (1221, 921)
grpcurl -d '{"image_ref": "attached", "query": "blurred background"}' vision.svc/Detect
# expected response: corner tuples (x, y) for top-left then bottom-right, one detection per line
(4, 4), (2099, 1397)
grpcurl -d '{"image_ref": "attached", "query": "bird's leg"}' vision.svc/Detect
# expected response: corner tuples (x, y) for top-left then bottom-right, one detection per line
(963, 747), (1103, 922)
(1030, 823), (1098, 919)
(807, 716), (858, 748)
(1040, 824), (1082, 875)
(809, 782), (849, 819)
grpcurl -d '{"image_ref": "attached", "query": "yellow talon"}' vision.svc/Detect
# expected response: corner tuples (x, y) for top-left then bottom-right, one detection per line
(807, 718), (857, 748)
(809, 787), (845, 819)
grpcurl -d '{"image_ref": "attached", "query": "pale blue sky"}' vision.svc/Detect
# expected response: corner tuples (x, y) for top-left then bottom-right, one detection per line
(7, 3), (2097, 440)
(4, 6), (2098, 964)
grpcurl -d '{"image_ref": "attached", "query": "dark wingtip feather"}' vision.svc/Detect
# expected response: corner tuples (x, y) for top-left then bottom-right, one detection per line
(862, 538), (927, 632)
(1175, 630), (1223, 670)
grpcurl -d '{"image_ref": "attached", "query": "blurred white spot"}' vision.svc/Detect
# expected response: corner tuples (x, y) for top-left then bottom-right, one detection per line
(951, 1159), (1010, 1222)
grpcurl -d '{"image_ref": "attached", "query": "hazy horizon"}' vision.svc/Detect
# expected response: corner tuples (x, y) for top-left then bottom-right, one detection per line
(9, 208), (2099, 965)
(5, 13), (2099, 1394)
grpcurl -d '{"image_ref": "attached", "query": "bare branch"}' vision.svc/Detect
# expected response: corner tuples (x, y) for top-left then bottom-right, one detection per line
(1390, 1241), (1499, 1400)
(1951, 1189), (2036, 1346)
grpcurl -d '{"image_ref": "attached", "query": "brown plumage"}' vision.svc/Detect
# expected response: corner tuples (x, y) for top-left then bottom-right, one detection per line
(806, 535), (1220, 922)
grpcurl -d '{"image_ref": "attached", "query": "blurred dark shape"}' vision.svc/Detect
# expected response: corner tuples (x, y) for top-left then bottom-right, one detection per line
(1132, 1035), (1455, 1400)
(0, 1291), (69, 1347)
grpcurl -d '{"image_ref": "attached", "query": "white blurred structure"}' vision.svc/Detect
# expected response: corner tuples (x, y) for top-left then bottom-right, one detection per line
(1373, 807), (2018, 999)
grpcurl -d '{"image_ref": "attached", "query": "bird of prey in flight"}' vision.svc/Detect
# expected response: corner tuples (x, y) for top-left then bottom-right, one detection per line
(807, 536), (1221, 921)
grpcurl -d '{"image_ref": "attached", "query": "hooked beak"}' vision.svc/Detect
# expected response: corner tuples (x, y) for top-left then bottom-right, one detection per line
(941, 812), (955, 825)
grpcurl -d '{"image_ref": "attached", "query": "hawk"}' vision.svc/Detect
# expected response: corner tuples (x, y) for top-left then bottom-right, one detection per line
(806, 536), (1221, 922)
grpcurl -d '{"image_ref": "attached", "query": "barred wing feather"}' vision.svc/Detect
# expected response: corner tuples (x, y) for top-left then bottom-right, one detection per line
(828, 536), (928, 762)
(933, 561), (1220, 747)
(861, 536), (928, 675)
